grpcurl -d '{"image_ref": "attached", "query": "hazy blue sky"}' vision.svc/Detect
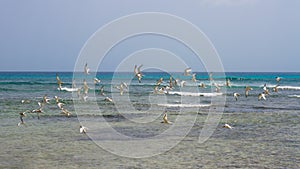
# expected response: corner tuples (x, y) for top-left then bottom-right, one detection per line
(0, 0), (299, 72)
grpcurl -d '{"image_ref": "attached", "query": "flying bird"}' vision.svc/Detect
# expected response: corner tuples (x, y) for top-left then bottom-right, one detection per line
(84, 63), (90, 75)
(80, 125), (87, 134)
(56, 73), (62, 90)
(94, 78), (101, 85)
(245, 86), (253, 98)
(258, 92), (267, 101)
(233, 92), (240, 101)
(134, 64), (143, 83)
(184, 68), (192, 76)
(223, 123), (233, 129)
(191, 73), (197, 82)
(161, 112), (172, 124)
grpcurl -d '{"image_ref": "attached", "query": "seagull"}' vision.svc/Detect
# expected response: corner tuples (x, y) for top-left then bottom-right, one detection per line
(18, 111), (28, 126)
(54, 96), (64, 109)
(84, 63), (90, 75)
(104, 97), (113, 102)
(31, 102), (43, 119)
(168, 76), (173, 89)
(191, 73), (197, 82)
(245, 86), (253, 98)
(184, 68), (192, 76)
(153, 85), (159, 94)
(94, 78), (101, 85)
(156, 78), (163, 86)
(121, 82), (128, 89)
(223, 123), (233, 129)
(258, 92), (267, 101)
(180, 80), (186, 88)
(43, 94), (50, 104)
(134, 64), (143, 83)
(198, 83), (206, 88)
(174, 79), (180, 87)
(226, 79), (231, 87)
(214, 83), (221, 93)
(83, 79), (89, 95)
(161, 112), (172, 124)
(208, 72), (213, 81)
(233, 92), (240, 101)
(99, 85), (105, 96)
(21, 99), (31, 104)
(79, 125), (87, 134)
(56, 73), (62, 90)
(61, 108), (71, 117)
(72, 80), (77, 89)
(273, 85), (279, 92)
(263, 84), (269, 95)
(275, 76), (281, 83)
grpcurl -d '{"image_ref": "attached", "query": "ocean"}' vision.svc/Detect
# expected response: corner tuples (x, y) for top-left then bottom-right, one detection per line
(0, 72), (299, 168)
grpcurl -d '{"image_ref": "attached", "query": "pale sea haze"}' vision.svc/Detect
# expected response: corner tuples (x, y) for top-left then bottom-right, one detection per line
(0, 72), (299, 168)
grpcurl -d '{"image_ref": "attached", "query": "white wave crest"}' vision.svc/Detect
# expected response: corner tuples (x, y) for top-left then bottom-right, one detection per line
(278, 86), (300, 90)
(167, 91), (223, 97)
(157, 103), (211, 108)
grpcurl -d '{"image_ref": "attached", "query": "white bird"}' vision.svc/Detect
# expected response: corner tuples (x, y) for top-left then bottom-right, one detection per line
(223, 123), (233, 129)
(273, 85), (279, 92)
(79, 125), (87, 134)
(226, 79), (231, 87)
(21, 99), (31, 104)
(43, 94), (50, 104)
(169, 76), (173, 89)
(191, 73), (197, 82)
(198, 82), (206, 88)
(208, 72), (213, 81)
(156, 78), (163, 86)
(161, 112), (172, 124)
(56, 73), (62, 90)
(94, 78), (101, 85)
(245, 86), (253, 98)
(31, 102), (43, 119)
(99, 85), (105, 96)
(84, 63), (90, 75)
(233, 92), (240, 101)
(180, 80), (186, 88)
(134, 64), (143, 83)
(104, 97), (113, 102)
(263, 84), (269, 95)
(83, 79), (89, 95)
(184, 68), (192, 76)
(18, 111), (28, 126)
(61, 108), (71, 117)
(258, 92), (267, 101)
(275, 76), (281, 83)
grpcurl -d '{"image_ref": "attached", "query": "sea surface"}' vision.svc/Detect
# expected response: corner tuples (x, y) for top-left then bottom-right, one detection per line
(0, 72), (299, 168)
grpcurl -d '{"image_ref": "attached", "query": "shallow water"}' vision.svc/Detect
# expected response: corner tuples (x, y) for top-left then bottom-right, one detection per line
(0, 72), (299, 168)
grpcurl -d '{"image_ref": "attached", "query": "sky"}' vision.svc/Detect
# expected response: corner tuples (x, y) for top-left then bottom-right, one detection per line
(0, 0), (300, 72)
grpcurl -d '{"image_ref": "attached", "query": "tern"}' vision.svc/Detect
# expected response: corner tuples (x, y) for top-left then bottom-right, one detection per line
(161, 112), (172, 124)
(275, 76), (281, 83)
(134, 64), (143, 83)
(18, 111), (28, 126)
(273, 85), (279, 92)
(56, 73), (62, 90)
(184, 68), (192, 76)
(84, 63), (90, 75)
(80, 125), (87, 134)
(94, 78), (101, 85)
(223, 123), (233, 129)
(99, 85), (105, 96)
(191, 73), (197, 82)
(198, 83), (206, 88)
(258, 92), (267, 101)
(156, 78), (163, 86)
(61, 108), (71, 117)
(31, 102), (43, 119)
(233, 92), (240, 101)
(245, 86), (253, 98)
(226, 79), (231, 87)
(43, 94), (50, 104)
(104, 97), (113, 102)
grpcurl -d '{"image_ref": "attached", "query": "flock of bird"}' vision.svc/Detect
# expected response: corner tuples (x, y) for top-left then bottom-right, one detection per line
(17, 63), (283, 132)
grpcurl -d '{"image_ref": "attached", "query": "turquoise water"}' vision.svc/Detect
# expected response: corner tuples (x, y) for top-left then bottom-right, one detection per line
(0, 72), (299, 168)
